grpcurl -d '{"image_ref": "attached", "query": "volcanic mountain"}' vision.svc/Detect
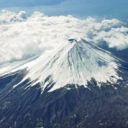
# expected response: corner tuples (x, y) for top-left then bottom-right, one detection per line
(0, 39), (128, 128)
(12, 39), (121, 91)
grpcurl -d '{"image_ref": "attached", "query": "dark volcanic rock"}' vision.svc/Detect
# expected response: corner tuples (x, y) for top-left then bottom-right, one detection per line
(0, 70), (128, 128)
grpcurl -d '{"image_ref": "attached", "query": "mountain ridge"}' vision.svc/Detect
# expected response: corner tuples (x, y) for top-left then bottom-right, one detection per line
(17, 39), (121, 92)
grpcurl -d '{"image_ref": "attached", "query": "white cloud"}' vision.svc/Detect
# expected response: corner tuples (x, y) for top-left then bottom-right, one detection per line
(0, 10), (27, 24)
(0, 10), (128, 67)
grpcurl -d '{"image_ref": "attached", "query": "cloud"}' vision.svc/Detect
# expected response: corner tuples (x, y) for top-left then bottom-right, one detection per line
(0, 10), (27, 24)
(0, 10), (128, 67)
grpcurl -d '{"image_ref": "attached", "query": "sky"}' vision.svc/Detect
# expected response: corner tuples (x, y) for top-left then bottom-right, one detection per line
(0, 0), (128, 20)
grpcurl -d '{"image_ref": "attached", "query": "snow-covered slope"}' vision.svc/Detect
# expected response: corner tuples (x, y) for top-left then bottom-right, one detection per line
(11, 39), (121, 92)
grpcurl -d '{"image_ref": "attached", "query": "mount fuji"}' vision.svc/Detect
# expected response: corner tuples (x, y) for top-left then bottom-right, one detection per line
(9, 39), (122, 91)
(0, 39), (128, 128)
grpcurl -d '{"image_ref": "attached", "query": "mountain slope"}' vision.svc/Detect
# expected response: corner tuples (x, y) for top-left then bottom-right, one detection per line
(0, 39), (128, 128)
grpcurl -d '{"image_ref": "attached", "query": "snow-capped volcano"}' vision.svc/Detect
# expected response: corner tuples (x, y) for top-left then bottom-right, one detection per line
(0, 40), (127, 128)
(12, 39), (121, 92)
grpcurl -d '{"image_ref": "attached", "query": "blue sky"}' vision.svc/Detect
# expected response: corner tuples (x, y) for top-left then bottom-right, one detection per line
(0, 0), (128, 20)
(0, 0), (65, 6)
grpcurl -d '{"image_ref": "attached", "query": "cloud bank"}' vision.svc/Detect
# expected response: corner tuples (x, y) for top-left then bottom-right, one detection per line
(0, 10), (128, 66)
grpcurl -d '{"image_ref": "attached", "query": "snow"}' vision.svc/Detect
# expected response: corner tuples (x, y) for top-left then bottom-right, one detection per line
(15, 39), (121, 92)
